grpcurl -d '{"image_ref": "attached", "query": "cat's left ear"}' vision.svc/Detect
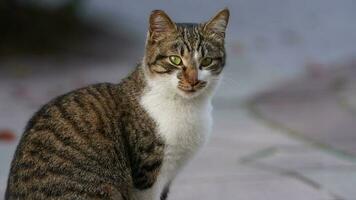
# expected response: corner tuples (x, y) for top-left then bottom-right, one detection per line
(149, 10), (177, 42)
(204, 8), (230, 39)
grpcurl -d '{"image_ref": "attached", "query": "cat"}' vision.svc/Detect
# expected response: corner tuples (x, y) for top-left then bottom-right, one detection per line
(5, 8), (229, 200)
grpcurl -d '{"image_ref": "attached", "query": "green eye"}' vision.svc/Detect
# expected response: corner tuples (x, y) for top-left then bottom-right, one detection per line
(201, 57), (213, 66)
(169, 56), (182, 65)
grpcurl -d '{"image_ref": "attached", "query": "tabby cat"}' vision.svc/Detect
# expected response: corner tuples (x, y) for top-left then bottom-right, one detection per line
(6, 8), (229, 200)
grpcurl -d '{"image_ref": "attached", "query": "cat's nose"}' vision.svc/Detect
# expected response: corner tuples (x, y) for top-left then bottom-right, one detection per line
(183, 66), (199, 86)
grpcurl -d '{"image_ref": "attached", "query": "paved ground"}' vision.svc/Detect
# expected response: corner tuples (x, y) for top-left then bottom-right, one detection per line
(251, 63), (356, 156)
(1, 1), (356, 199)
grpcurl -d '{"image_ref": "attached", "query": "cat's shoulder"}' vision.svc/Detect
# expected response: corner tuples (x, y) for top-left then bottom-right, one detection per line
(24, 83), (118, 130)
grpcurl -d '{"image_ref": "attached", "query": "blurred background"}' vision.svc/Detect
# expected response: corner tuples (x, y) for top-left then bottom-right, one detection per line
(1, 0), (356, 199)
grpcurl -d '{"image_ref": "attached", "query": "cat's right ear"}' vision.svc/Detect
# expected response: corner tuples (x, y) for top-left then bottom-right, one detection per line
(203, 8), (230, 40)
(149, 10), (176, 42)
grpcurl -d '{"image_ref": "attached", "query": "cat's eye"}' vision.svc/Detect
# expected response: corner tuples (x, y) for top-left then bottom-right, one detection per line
(169, 56), (182, 65)
(201, 57), (213, 67)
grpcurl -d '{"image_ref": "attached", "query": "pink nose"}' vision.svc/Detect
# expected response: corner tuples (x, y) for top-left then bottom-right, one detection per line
(183, 66), (199, 86)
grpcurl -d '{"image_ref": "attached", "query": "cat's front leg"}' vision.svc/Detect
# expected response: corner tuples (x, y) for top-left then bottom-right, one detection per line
(160, 184), (170, 200)
(130, 150), (164, 199)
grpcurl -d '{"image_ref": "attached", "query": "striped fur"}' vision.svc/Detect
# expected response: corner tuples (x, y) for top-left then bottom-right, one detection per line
(6, 69), (165, 200)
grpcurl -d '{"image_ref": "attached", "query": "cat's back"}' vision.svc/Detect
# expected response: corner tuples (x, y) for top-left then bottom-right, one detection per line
(6, 83), (132, 200)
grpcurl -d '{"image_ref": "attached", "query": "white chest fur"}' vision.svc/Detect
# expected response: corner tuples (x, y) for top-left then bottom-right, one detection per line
(137, 87), (213, 199)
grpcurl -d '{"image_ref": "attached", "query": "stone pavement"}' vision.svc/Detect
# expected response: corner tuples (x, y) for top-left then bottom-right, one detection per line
(250, 62), (356, 156)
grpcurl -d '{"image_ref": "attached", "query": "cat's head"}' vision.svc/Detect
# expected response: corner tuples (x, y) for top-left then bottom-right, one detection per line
(143, 9), (229, 99)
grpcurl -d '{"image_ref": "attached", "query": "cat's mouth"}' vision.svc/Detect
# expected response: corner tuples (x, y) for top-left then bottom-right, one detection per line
(177, 80), (207, 94)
